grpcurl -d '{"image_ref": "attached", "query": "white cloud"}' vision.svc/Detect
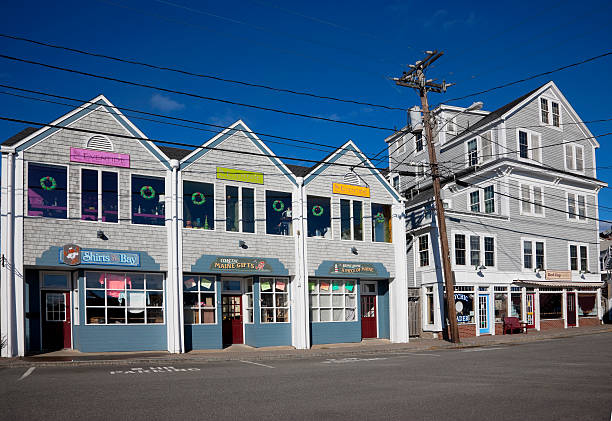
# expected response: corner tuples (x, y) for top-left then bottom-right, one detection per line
(150, 93), (185, 112)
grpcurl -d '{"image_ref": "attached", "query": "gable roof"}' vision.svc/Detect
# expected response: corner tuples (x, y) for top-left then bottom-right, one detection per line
(285, 164), (311, 177)
(157, 145), (193, 160)
(3, 127), (39, 146)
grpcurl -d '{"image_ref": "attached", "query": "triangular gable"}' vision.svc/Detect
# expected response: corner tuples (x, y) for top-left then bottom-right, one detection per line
(180, 120), (297, 186)
(303, 140), (402, 202)
(8, 95), (173, 169)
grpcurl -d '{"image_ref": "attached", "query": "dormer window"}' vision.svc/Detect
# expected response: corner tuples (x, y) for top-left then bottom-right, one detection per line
(415, 133), (424, 153)
(540, 97), (560, 128)
(517, 129), (542, 162)
(86, 135), (113, 151)
(467, 139), (478, 167)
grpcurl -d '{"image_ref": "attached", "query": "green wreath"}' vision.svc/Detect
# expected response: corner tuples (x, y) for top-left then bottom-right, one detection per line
(191, 192), (206, 205)
(312, 205), (324, 217)
(140, 185), (156, 200)
(374, 212), (385, 224)
(40, 176), (57, 191)
(272, 200), (285, 212)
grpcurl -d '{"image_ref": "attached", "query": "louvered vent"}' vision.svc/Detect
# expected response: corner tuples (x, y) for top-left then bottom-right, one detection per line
(86, 135), (113, 151)
(343, 172), (361, 186)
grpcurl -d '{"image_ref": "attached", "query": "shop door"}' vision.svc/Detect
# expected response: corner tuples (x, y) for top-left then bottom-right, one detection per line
(567, 293), (577, 327)
(526, 293), (535, 328)
(42, 291), (71, 350)
(478, 294), (490, 335)
(361, 295), (377, 339)
(222, 295), (243, 345)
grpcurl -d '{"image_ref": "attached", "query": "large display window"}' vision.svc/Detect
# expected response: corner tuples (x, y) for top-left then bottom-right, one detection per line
(183, 275), (216, 324)
(309, 279), (356, 322)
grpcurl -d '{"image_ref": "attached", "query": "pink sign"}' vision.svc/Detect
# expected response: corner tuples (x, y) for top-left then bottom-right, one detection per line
(70, 147), (130, 168)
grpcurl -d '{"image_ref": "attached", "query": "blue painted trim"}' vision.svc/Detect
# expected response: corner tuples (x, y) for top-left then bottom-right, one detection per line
(377, 279), (390, 339)
(180, 123), (297, 186)
(36, 246), (161, 271)
(314, 260), (390, 278)
(303, 144), (401, 202)
(15, 98), (171, 169)
(191, 254), (289, 276)
(244, 276), (292, 347)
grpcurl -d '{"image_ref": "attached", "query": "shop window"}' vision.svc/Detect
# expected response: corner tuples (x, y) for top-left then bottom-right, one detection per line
(183, 181), (214, 229)
(81, 169), (118, 223)
(371, 203), (392, 243)
(539, 293), (562, 319)
(510, 293), (523, 319)
(426, 286), (434, 325)
(183, 275), (216, 324)
(494, 293), (507, 322)
(418, 235), (429, 267)
(307, 196), (331, 238)
(42, 272), (70, 289)
(132, 175), (165, 226)
(266, 191), (292, 235)
(260, 278), (289, 323)
(225, 186), (255, 233)
(454, 292), (474, 323)
(222, 280), (241, 292)
(28, 163), (68, 219)
(309, 279), (356, 322)
(245, 279), (254, 323)
(578, 294), (597, 316)
(85, 272), (164, 324)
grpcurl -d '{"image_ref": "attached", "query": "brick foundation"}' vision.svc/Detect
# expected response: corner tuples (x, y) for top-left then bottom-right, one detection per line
(578, 317), (601, 327)
(495, 323), (503, 335)
(540, 319), (564, 330)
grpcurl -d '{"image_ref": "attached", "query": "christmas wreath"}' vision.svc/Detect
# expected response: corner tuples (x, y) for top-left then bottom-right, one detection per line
(312, 205), (324, 217)
(40, 176), (57, 191)
(272, 200), (285, 212)
(191, 192), (206, 205)
(374, 212), (385, 224)
(140, 185), (156, 200)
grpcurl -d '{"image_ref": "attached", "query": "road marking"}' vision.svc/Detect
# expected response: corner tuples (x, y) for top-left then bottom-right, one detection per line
(110, 366), (201, 375)
(461, 347), (504, 353)
(393, 352), (441, 357)
(322, 357), (387, 364)
(240, 360), (275, 369)
(17, 367), (35, 381)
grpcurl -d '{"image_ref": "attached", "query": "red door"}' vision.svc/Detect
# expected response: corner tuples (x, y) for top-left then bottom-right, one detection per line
(361, 295), (377, 339)
(222, 295), (243, 345)
(526, 293), (535, 328)
(567, 293), (577, 327)
(42, 291), (71, 350)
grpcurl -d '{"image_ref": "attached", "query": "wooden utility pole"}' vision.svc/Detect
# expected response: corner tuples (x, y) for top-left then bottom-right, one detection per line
(393, 51), (460, 343)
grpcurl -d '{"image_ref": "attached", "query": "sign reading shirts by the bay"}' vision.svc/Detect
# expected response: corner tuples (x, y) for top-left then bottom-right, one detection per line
(216, 167), (264, 184)
(332, 183), (370, 198)
(70, 147), (130, 168)
(329, 262), (377, 275)
(210, 257), (272, 272)
(59, 244), (140, 267)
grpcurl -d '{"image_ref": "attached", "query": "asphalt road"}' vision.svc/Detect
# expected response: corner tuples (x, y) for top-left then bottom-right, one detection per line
(1, 333), (612, 420)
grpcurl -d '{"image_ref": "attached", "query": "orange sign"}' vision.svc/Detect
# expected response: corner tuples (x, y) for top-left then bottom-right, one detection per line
(545, 270), (571, 280)
(332, 183), (370, 198)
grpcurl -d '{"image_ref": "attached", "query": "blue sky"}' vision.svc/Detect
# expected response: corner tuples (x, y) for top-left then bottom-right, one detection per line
(1, 0), (611, 224)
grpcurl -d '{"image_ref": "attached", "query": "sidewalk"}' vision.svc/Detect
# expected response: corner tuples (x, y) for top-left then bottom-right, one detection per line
(3, 325), (611, 368)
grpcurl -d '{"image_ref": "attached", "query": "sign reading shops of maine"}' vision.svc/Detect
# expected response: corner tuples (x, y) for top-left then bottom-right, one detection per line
(210, 257), (272, 272)
(59, 244), (140, 267)
(329, 262), (377, 275)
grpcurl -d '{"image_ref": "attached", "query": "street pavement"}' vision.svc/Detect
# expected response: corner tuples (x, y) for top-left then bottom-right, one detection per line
(1, 332), (611, 420)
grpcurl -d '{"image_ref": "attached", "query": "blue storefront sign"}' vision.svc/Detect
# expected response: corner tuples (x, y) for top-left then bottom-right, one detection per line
(58, 244), (140, 267)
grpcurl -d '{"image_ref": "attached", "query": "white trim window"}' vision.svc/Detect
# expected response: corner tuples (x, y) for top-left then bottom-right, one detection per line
(567, 193), (587, 221)
(446, 114), (457, 135)
(81, 168), (119, 223)
(226, 185), (255, 233)
(565, 144), (585, 173)
(340, 199), (364, 241)
(418, 234), (430, 267)
(392, 175), (400, 192)
(470, 190), (480, 213)
(260, 277), (289, 323)
(28, 162), (68, 219)
(415, 162), (427, 182)
(415, 133), (424, 153)
(569, 244), (588, 272)
(519, 184), (544, 216)
(453, 234), (495, 268)
(245, 279), (254, 323)
(481, 131), (493, 163)
(517, 129), (542, 162)
(309, 279), (357, 322)
(425, 286), (435, 325)
(183, 275), (216, 324)
(467, 138), (478, 167)
(523, 239), (545, 270)
(468, 185), (495, 214)
(540, 97), (561, 128)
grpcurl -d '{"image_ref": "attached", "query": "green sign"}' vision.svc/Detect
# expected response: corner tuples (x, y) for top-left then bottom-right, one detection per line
(329, 262), (377, 275)
(210, 257), (272, 272)
(216, 167), (264, 184)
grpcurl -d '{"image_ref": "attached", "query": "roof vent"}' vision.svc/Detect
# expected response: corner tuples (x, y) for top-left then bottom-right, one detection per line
(343, 171), (361, 186)
(86, 135), (113, 151)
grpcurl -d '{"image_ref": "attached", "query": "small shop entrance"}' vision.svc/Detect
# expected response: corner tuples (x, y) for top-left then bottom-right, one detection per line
(526, 293), (536, 328)
(566, 292), (577, 327)
(361, 281), (377, 339)
(222, 295), (243, 345)
(478, 294), (490, 335)
(41, 291), (71, 350)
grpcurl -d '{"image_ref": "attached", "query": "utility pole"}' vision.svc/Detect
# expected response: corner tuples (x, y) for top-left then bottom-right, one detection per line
(393, 51), (460, 343)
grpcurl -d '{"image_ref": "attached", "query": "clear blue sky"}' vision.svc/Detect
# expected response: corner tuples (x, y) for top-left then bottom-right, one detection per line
(1, 1), (611, 223)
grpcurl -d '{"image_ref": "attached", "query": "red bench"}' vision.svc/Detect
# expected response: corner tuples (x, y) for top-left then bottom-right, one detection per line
(502, 316), (529, 334)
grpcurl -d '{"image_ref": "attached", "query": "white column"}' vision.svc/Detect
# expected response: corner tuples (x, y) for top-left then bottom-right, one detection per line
(0, 152), (16, 357)
(535, 288), (541, 331)
(521, 287), (527, 323)
(562, 289), (568, 329)
(475, 289), (480, 337)
(389, 202), (409, 343)
(165, 160), (182, 353)
(597, 287), (603, 323)
(291, 177), (309, 349)
(574, 290), (579, 327)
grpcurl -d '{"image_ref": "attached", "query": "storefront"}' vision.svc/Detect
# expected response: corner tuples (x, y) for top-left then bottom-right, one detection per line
(26, 244), (166, 353)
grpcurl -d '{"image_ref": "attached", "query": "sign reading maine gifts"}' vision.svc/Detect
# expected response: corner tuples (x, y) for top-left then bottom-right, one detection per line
(332, 183), (370, 198)
(59, 244), (140, 267)
(216, 167), (264, 184)
(210, 257), (272, 272)
(329, 262), (377, 275)
(70, 147), (130, 168)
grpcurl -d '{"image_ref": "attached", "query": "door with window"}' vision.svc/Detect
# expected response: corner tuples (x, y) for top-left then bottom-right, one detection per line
(222, 295), (243, 345)
(526, 293), (535, 328)
(361, 282), (377, 339)
(566, 293), (577, 327)
(42, 291), (71, 350)
(478, 294), (490, 334)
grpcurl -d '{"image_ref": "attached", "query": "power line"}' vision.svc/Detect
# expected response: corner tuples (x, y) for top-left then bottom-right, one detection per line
(0, 33), (406, 111)
(0, 54), (398, 132)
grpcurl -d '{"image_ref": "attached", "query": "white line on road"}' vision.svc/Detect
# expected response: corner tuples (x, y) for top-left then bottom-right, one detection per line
(461, 347), (504, 353)
(392, 352), (441, 357)
(17, 367), (35, 381)
(240, 360), (275, 369)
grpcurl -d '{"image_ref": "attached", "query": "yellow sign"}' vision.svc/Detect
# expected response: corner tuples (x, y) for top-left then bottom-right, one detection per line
(216, 167), (264, 184)
(332, 183), (370, 198)
(545, 270), (571, 280)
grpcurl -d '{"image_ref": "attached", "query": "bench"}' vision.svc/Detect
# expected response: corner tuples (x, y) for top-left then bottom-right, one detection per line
(502, 316), (529, 334)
